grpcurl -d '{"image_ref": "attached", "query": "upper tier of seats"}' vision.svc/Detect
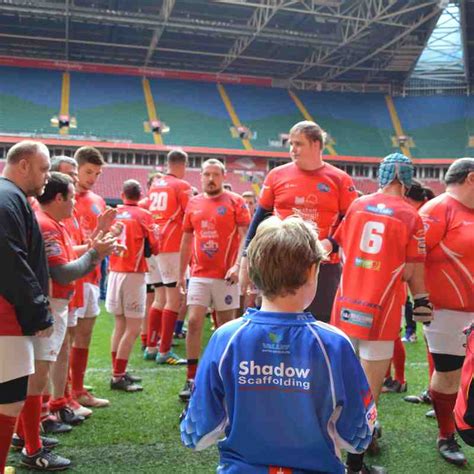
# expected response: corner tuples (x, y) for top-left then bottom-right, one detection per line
(149, 78), (238, 149)
(0, 67), (61, 135)
(70, 73), (152, 144)
(0, 66), (472, 158)
(393, 96), (474, 159)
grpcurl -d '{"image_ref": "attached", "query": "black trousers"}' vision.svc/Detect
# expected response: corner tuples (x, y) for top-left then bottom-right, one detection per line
(305, 263), (341, 323)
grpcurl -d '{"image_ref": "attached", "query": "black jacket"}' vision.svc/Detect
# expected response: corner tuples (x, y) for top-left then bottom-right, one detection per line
(0, 177), (53, 335)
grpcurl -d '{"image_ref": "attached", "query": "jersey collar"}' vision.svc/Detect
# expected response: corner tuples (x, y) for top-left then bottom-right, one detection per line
(243, 307), (316, 324)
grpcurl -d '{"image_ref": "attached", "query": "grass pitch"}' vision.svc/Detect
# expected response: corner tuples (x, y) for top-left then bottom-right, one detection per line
(8, 307), (473, 473)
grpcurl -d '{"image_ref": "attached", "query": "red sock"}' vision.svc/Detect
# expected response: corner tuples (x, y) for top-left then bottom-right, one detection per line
(70, 347), (89, 394)
(140, 333), (147, 346)
(187, 360), (198, 380)
(0, 413), (17, 472)
(160, 309), (178, 354)
(427, 348), (435, 379)
(16, 416), (25, 439)
(111, 351), (117, 366)
(430, 388), (457, 439)
(20, 395), (42, 455)
(113, 358), (128, 378)
(49, 397), (68, 412)
(393, 337), (406, 384)
(385, 362), (392, 379)
(41, 394), (50, 422)
(147, 308), (162, 347)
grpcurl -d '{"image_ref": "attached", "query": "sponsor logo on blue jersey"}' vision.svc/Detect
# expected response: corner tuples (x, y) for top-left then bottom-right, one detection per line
(217, 206), (227, 216)
(317, 183), (330, 193)
(365, 204), (394, 216)
(238, 360), (311, 391)
(262, 332), (290, 354)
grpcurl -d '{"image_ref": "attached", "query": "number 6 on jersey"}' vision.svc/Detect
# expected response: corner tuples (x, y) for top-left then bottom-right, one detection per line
(360, 221), (385, 254)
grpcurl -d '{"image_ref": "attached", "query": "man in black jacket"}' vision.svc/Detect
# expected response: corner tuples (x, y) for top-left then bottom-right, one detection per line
(0, 140), (53, 473)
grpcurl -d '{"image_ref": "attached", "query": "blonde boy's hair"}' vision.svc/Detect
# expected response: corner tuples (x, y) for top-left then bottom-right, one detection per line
(247, 216), (326, 299)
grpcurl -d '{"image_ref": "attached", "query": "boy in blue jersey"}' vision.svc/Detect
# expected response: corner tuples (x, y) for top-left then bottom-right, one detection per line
(180, 216), (378, 474)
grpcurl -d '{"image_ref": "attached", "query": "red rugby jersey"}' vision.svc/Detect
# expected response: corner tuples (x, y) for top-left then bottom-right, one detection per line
(420, 193), (474, 312)
(259, 162), (357, 263)
(109, 202), (160, 273)
(63, 209), (84, 310)
(331, 193), (426, 341)
(147, 174), (192, 253)
(74, 190), (106, 285)
(183, 191), (250, 279)
(36, 209), (77, 300)
(454, 323), (474, 444)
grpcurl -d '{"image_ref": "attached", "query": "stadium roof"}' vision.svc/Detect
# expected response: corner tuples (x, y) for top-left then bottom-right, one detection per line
(0, 0), (471, 91)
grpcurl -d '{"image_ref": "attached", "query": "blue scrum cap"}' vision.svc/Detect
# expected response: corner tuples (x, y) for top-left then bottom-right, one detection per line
(378, 153), (414, 188)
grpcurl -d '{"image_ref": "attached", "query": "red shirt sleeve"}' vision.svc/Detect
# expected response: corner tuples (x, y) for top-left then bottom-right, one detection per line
(235, 196), (251, 227)
(182, 202), (194, 233)
(42, 227), (69, 267)
(332, 212), (348, 247)
(339, 173), (358, 216)
(419, 201), (447, 252)
(406, 213), (426, 263)
(258, 170), (275, 210)
(179, 182), (192, 212)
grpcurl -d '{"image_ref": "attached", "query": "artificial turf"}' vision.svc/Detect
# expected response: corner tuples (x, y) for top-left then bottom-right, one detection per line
(8, 307), (473, 473)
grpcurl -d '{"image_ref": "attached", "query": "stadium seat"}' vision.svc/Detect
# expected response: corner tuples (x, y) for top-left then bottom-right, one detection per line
(0, 67), (62, 135)
(69, 72), (152, 144)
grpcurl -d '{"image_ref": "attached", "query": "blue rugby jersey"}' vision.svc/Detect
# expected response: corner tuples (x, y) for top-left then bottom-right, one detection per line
(180, 309), (376, 473)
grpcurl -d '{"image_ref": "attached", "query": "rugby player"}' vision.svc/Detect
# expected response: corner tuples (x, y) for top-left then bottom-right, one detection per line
(420, 158), (474, 465)
(178, 159), (250, 401)
(107, 180), (159, 392)
(240, 120), (357, 323)
(138, 172), (164, 352)
(144, 150), (192, 364)
(70, 147), (113, 408)
(18, 172), (116, 470)
(330, 153), (432, 471)
(454, 322), (474, 447)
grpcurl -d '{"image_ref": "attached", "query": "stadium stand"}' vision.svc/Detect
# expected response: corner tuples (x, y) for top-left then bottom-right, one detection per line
(148, 79), (239, 148)
(1, 65), (473, 162)
(0, 67), (61, 135)
(394, 95), (474, 158)
(69, 72), (152, 144)
(296, 91), (394, 157)
(223, 85), (301, 151)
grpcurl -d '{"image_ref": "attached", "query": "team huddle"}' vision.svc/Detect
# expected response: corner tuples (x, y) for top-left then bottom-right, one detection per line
(0, 120), (473, 473)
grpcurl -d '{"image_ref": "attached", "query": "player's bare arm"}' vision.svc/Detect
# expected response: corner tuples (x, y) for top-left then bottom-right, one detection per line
(177, 231), (193, 295)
